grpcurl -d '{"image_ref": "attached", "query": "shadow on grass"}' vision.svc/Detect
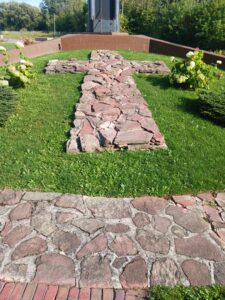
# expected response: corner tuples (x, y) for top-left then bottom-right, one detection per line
(178, 96), (225, 128)
(62, 76), (84, 152)
(178, 96), (201, 116)
(146, 75), (171, 90)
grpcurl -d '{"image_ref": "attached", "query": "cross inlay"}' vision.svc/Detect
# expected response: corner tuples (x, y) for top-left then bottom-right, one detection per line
(45, 50), (170, 153)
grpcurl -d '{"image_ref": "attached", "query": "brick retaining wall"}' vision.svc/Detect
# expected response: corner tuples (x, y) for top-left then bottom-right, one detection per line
(149, 37), (225, 67)
(0, 34), (224, 69)
(61, 34), (150, 52)
(0, 38), (61, 65)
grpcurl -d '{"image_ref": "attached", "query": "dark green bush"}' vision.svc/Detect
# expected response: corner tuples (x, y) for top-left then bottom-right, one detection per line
(0, 86), (18, 127)
(198, 90), (225, 126)
(149, 285), (225, 300)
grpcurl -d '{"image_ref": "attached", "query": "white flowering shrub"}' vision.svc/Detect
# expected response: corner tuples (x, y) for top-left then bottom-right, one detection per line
(6, 59), (34, 88)
(170, 50), (222, 90)
(0, 41), (34, 88)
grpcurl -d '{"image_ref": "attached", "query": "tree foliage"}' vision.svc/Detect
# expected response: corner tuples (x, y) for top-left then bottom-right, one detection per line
(122, 0), (225, 50)
(0, 0), (87, 32)
(0, 2), (44, 31)
(0, 0), (224, 50)
(40, 0), (87, 32)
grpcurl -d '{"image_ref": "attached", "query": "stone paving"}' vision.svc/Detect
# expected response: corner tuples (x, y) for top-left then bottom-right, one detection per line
(45, 50), (169, 153)
(1, 190), (225, 288)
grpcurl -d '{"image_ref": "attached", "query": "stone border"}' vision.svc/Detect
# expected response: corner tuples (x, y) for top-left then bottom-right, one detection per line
(0, 189), (225, 288)
(46, 50), (169, 153)
(0, 281), (147, 300)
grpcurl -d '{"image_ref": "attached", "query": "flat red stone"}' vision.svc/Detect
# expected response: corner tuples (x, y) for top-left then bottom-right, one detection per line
(132, 196), (167, 215)
(120, 257), (148, 289)
(4, 225), (32, 247)
(12, 237), (47, 260)
(175, 235), (225, 261)
(172, 195), (196, 207)
(77, 234), (107, 259)
(9, 203), (33, 221)
(203, 205), (221, 222)
(34, 254), (75, 285)
(181, 260), (211, 286)
(79, 120), (94, 136)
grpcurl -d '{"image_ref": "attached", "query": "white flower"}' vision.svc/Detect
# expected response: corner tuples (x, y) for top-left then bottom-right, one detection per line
(25, 61), (33, 67)
(198, 73), (205, 81)
(216, 60), (222, 65)
(186, 51), (194, 58)
(7, 65), (20, 77)
(20, 64), (26, 71)
(20, 59), (26, 64)
(188, 61), (196, 70)
(7, 65), (16, 73)
(0, 80), (9, 86)
(20, 75), (29, 83)
(14, 70), (20, 77)
(177, 75), (188, 84)
(170, 56), (175, 62)
(16, 41), (24, 49)
(20, 59), (33, 67)
(0, 46), (6, 53)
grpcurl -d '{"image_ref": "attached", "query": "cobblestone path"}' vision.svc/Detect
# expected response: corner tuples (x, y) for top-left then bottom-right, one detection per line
(0, 190), (225, 289)
(45, 50), (170, 153)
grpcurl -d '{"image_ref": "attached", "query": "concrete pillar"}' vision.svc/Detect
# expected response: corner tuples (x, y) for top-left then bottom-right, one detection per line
(88, 0), (120, 33)
(115, 0), (120, 32)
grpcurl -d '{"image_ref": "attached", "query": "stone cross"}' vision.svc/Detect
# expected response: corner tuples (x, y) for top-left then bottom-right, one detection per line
(45, 50), (170, 153)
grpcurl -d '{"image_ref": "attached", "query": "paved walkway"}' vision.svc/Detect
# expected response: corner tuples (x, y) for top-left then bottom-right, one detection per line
(0, 189), (225, 289)
(45, 50), (169, 153)
(0, 281), (147, 300)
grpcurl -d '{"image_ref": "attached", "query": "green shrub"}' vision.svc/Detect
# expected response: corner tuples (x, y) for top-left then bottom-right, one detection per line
(198, 90), (225, 126)
(0, 42), (34, 88)
(120, 14), (129, 33)
(6, 60), (34, 88)
(170, 50), (221, 90)
(0, 86), (18, 126)
(149, 285), (225, 300)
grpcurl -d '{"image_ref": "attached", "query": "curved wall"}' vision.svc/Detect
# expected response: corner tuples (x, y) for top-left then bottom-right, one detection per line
(0, 34), (224, 69)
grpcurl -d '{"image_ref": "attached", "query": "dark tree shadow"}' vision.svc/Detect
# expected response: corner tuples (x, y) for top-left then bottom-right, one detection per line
(146, 75), (171, 90)
(177, 96), (225, 128)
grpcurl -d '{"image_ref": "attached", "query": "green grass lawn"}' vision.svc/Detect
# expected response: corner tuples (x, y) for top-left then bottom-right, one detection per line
(0, 50), (224, 197)
(149, 285), (225, 300)
(0, 42), (16, 50)
(1, 31), (54, 40)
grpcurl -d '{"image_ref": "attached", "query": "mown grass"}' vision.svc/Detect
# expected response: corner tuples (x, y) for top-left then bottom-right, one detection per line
(0, 42), (16, 50)
(1, 31), (54, 40)
(0, 50), (224, 196)
(149, 285), (225, 300)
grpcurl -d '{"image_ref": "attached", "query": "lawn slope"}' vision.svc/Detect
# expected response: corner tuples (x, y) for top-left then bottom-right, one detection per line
(0, 50), (224, 196)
